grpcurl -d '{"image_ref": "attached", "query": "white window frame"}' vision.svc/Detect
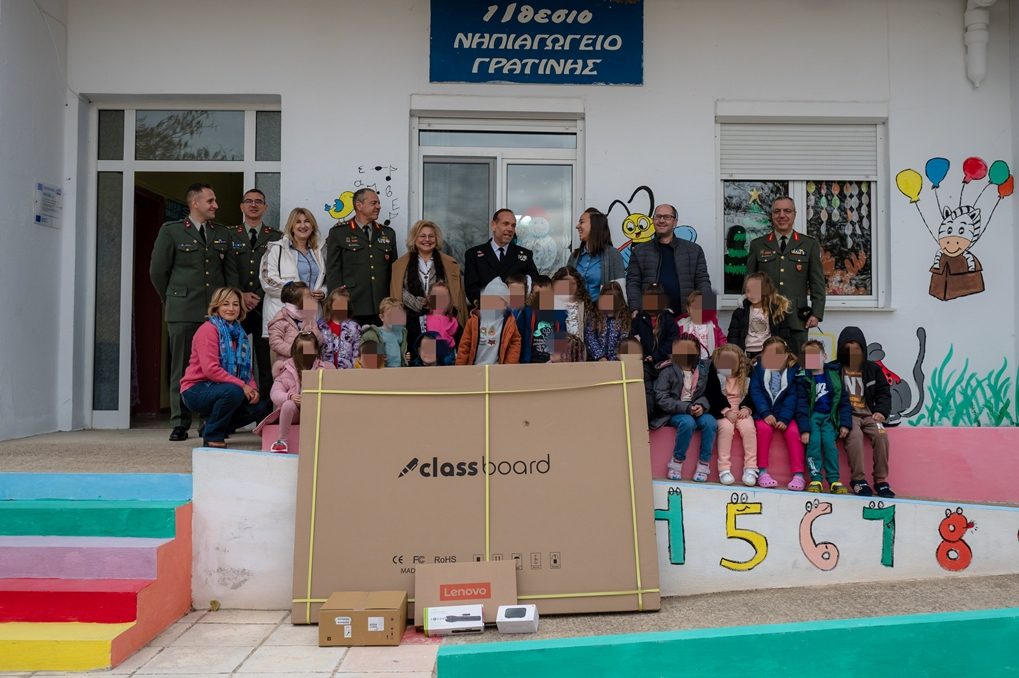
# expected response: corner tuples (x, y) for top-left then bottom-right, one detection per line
(714, 102), (890, 312)
(87, 100), (281, 429)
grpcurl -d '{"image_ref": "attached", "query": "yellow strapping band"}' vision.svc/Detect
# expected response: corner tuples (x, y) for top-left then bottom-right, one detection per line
(304, 368), (325, 624)
(484, 365), (491, 561)
(620, 360), (644, 611)
(518, 588), (660, 601)
(303, 378), (642, 398)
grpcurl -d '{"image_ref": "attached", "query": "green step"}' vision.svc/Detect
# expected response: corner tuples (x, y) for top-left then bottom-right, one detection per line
(0, 500), (184, 538)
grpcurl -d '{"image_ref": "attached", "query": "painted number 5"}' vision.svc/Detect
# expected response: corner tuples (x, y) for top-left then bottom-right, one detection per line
(720, 493), (768, 572)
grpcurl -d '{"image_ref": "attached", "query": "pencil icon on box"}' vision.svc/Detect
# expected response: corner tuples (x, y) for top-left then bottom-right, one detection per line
(398, 457), (419, 478)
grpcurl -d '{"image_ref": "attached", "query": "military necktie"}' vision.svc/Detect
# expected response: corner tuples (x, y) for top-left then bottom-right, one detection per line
(498, 247), (505, 261)
(249, 228), (258, 249)
(779, 236), (787, 253)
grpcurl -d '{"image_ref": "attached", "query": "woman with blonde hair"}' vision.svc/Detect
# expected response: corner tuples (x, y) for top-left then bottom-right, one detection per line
(390, 219), (468, 360)
(260, 207), (326, 337)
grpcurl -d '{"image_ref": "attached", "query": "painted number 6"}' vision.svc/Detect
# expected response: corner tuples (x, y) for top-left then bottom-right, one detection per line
(799, 499), (839, 571)
(720, 493), (768, 572)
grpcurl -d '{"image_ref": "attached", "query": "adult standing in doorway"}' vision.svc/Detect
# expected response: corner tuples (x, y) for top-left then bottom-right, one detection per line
(567, 207), (625, 303)
(390, 219), (469, 357)
(464, 208), (539, 308)
(261, 207), (327, 335)
(745, 196), (826, 356)
(150, 183), (237, 442)
(229, 188), (280, 403)
(324, 188), (397, 325)
(625, 203), (711, 315)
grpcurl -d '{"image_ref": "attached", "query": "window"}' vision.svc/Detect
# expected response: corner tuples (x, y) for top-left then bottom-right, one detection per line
(719, 122), (884, 305)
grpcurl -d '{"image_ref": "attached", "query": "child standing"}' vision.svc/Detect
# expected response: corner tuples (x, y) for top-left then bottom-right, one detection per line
(551, 267), (594, 340)
(749, 337), (807, 491)
(262, 331), (334, 454)
(317, 286), (361, 369)
(267, 281), (322, 373)
(361, 298), (408, 368)
(529, 275), (558, 363)
(506, 273), (534, 364)
(651, 334), (716, 482)
(547, 332), (586, 363)
(456, 278), (522, 365)
(706, 344), (758, 486)
(796, 340), (852, 493)
(727, 272), (791, 359)
(836, 327), (895, 498)
(632, 284), (680, 421)
(410, 331), (454, 367)
(425, 281), (460, 352)
(585, 282), (631, 361)
(677, 290), (726, 360)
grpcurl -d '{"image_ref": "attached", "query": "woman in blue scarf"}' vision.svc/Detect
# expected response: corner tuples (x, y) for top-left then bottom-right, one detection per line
(180, 287), (271, 447)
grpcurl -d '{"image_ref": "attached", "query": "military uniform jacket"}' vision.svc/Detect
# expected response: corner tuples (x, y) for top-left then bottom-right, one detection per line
(325, 220), (398, 318)
(463, 241), (540, 308)
(149, 219), (237, 323)
(745, 231), (826, 331)
(228, 223), (281, 299)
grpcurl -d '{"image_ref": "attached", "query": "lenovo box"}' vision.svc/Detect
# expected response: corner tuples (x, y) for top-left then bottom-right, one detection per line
(413, 560), (517, 627)
(291, 358), (660, 625)
(422, 604), (486, 637)
(318, 591), (406, 646)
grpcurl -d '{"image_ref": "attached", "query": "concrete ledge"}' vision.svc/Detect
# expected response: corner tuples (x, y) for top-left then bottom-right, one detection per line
(437, 607), (1019, 677)
(0, 473), (192, 501)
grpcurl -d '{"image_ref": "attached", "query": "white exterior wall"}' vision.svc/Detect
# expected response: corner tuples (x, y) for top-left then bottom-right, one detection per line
(0, 0), (1006, 435)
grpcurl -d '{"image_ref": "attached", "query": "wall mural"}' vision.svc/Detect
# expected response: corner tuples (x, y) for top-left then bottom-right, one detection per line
(910, 342), (1019, 427)
(605, 185), (698, 268)
(895, 156), (1013, 301)
(323, 164), (401, 227)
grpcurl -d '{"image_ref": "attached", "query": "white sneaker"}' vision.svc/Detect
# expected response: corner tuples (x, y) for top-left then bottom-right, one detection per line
(719, 470), (735, 485)
(666, 459), (683, 481)
(237, 422), (257, 432)
(742, 468), (760, 486)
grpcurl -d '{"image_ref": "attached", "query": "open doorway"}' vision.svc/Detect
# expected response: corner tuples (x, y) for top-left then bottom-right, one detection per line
(131, 172), (243, 425)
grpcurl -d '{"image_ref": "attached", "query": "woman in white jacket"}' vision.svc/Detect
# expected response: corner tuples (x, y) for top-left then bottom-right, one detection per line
(260, 207), (327, 337)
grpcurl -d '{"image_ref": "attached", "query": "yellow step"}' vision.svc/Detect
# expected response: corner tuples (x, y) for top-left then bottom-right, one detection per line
(0, 621), (134, 671)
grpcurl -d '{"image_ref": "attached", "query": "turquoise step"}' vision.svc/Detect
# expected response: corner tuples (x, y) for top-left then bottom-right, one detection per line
(0, 473), (191, 501)
(0, 500), (185, 538)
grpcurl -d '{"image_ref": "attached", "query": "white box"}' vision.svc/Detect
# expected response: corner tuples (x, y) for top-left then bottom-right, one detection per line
(496, 604), (539, 633)
(423, 604), (485, 637)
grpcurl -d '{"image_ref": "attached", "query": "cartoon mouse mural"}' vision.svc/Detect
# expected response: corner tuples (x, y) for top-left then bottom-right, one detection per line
(896, 156), (1014, 301)
(867, 327), (927, 426)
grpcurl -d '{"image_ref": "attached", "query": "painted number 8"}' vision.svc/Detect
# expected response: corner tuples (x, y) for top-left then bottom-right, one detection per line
(936, 507), (974, 571)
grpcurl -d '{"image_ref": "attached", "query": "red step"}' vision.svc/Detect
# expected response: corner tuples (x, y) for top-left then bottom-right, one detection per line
(0, 578), (150, 623)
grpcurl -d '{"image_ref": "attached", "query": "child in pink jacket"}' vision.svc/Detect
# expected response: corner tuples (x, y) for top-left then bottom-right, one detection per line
(267, 281), (322, 376)
(257, 331), (333, 453)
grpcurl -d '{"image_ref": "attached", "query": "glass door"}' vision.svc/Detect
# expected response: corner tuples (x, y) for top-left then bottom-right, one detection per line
(422, 158), (495, 265)
(506, 163), (574, 275)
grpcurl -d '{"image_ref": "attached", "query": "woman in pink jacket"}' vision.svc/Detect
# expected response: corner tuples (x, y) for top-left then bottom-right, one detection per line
(257, 331), (334, 453)
(180, 287), (271, 447)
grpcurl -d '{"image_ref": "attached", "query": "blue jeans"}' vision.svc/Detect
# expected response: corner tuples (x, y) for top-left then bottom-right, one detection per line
(181, 381), (270, 444)
(669, 412), (717, 463)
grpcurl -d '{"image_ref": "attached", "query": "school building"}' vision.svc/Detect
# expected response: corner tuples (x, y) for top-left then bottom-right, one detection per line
(1, 0), (1017, 440)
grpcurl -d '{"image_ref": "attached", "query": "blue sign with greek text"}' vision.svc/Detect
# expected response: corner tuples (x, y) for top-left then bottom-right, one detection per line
(430, 0), (644, 85)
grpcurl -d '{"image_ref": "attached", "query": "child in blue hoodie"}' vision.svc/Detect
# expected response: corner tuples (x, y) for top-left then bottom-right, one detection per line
(795, 339), (852, 494)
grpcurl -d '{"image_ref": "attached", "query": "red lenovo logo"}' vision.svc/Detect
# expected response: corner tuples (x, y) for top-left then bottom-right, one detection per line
(439, 581), (492, 601)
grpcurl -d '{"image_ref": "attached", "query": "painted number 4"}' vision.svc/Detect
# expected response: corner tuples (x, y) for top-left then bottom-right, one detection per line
(720, 493), (768, 572)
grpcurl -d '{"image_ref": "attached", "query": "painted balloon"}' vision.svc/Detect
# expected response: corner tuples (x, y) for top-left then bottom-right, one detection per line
(962, 156), (988, 184)
(988, 160), (1010, 186)
(895, 169), (923, 203)
(998, 175), (1014, 199)
(924, 157), (950, 188)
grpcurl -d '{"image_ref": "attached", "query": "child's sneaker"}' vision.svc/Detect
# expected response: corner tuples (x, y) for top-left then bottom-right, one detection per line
(875, 482), (896, 498)
(757, 470), (778, 488)
(851, 480), (873, 497)
(666, 459), (683, 481)
(693, 462), (710, 483)
(742, 468), (759, 486)
(806, 480), (824, 493)
(270, 439), (289, 454)
(719, 470), (735, 485)
(830, 481), (849, 495)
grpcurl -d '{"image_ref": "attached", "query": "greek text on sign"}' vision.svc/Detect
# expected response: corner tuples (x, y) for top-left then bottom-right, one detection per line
(430, 0), (644, 85)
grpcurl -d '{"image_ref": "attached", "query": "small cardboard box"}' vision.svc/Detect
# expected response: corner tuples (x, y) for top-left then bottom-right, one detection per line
(413, 560), (517, 627)
(318, 591), (407, 646)
(423, 604), (485, 637)
(496, 604), (539, 634)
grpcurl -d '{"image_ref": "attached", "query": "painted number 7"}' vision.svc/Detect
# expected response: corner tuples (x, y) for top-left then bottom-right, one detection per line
(862, 501), (896, 567)
(720, 493), (768, 572)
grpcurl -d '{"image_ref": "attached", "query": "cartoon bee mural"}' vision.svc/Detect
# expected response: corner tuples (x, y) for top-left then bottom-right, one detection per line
(607, 185), (698, 268)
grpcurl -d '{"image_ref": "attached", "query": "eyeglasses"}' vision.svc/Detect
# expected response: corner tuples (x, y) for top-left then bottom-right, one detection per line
(242, 199), (266, 206)
(652, 214), (676, 220)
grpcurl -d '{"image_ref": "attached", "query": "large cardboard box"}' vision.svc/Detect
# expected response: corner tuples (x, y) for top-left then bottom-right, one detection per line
(291, 357), (660, 624)
(413, 560), (517, 626)
(318, 591), (407, 646)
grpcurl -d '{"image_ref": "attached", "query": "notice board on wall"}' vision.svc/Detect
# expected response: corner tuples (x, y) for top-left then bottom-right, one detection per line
(429, 0), (644, 85)
(291, 357), (660, 623)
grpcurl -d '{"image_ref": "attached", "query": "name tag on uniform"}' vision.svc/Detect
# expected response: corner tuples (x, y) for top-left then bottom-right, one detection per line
(377, 235), (390, 245)
(517, 253), (528, 262)
(761, 249), (776, 256)
(791, 248), (806, 256)
(231, 241), (245, 250)
(476, 250), (486, 257)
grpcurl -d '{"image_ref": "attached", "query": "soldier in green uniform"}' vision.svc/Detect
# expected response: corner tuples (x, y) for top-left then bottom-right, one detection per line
(745, 196), (827, 356)
(228, 188), (281, 402)
(325, 188), (398, 325)
(149, 183), (238, 442)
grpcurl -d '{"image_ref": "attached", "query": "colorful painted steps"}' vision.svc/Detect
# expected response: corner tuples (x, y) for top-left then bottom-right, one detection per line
(0, 473), (193, 672)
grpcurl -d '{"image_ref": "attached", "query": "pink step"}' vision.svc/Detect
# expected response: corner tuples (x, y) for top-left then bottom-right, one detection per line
(0, 536), (167, 580)
(260, 424), (300, 453)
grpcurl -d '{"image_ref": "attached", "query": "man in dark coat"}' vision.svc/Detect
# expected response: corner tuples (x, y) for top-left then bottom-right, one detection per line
(464, 208), (539, 308)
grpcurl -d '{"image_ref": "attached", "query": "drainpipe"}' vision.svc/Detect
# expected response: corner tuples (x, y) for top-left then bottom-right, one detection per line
(965, 0), (999, 88)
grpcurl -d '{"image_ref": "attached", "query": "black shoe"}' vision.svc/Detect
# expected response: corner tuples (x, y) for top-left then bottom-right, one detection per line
(169, 426), (189, 442)
(875, 482), (896, 498)
(851, 480), (873, 497)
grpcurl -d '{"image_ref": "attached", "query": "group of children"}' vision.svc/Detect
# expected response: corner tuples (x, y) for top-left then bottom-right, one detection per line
(254, 270), (894, 499)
